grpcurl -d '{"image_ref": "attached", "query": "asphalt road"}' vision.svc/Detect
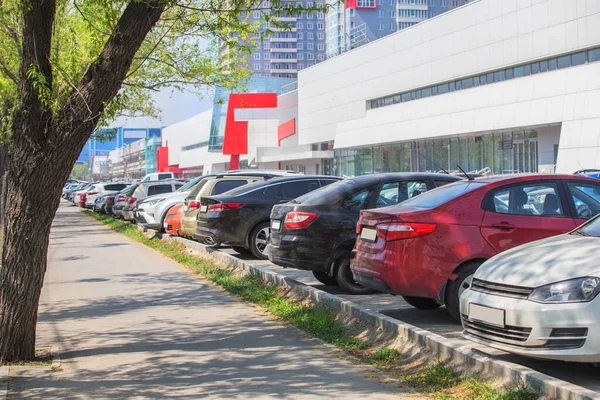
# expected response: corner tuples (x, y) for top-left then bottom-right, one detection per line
(8, 204), (411, 399)
(218, 246), (600, 394)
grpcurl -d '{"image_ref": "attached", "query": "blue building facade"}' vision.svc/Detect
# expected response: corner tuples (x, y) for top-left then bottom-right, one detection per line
(77, 127), (162, 165)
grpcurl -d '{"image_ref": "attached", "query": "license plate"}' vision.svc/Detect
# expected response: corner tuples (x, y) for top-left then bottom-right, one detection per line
(200, 205), (208, 213)
(360, 227), (377, 242)
(271, 219), (281, 231)
(469, 304), (505, 328)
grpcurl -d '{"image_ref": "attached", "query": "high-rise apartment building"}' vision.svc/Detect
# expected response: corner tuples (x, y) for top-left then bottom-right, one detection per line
(222, 1), (328, 78)
(327, 0), (469, 58)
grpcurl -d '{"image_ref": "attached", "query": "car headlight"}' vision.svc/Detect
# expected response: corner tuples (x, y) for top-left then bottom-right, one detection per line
(529, 277), (600, 303)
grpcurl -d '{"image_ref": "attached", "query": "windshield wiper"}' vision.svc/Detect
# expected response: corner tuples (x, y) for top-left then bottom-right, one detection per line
(573, 230), (590, 237)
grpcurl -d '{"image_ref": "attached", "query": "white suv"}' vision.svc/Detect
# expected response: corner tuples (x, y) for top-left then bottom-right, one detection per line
(84, 182), (130, 208)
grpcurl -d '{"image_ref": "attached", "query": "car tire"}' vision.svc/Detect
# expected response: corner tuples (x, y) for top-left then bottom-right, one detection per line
(232, 246), (252, 255)
(249, 222), (271, 260)
(335, 257), (375, 295)
(311, 270), (338, 286)
(402, 296), (441, 310)
(445, 260), (483, 321)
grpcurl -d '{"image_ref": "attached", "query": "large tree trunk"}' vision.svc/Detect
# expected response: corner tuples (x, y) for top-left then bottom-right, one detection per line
(0, 0), (165, 362)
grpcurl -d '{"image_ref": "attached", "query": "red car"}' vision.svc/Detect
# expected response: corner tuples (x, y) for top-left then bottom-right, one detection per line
(351, 174), (600, 320)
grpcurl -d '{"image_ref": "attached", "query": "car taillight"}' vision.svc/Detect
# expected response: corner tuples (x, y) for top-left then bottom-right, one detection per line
(376, 223), (436, 241)
(80, 193), (86, 200)
(87, 192), (98, 195)
(188, 201), (200, 211)
(128, 197), (137, 204)
(356, 223), (362, 234)
(207, 203), (244, 212)
(284, 212), (318, 229)
(107, 199), (114, 205)
(117, 196), (125, 202)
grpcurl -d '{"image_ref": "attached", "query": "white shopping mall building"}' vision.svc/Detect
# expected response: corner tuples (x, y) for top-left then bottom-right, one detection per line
(161, 0), (600, 177)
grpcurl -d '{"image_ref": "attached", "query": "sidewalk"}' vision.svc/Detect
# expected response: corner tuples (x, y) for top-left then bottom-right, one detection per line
(8, 204), (409, 399)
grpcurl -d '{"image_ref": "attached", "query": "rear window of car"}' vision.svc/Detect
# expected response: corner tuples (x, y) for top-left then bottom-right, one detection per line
(158, 173), (172, 180)
(147, 184), (174, 196)
(294, 180), (355, 205)
(264, 180), (321, 199)
(104, 183), (128, 191)
(212, 180), (249, 195)
(399, 181), (485, 209)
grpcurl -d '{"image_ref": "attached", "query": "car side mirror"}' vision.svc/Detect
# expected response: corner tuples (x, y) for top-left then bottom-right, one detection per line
(594, 188), (600, 196)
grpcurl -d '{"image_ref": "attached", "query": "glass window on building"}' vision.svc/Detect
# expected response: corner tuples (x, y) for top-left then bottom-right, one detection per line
(334, 130), (540, 177)
(589, 48), (600, 63)
(571, 51), (587, 66)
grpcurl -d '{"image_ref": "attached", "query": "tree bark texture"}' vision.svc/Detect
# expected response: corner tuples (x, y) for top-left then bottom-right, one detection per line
(0, 0), (165, 361)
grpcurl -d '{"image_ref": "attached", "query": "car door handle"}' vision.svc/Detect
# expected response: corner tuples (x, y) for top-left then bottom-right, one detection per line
(491, 222), (516, 231)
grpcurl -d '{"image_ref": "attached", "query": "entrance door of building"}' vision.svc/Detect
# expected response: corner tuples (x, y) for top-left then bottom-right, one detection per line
(512, 138), (538, 173)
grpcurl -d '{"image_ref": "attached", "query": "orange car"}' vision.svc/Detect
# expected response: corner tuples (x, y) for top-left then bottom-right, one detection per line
(164, 204), (184, 237)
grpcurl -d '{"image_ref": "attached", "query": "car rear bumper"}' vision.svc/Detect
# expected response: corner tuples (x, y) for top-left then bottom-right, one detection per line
(267, 235), (335, 272)
(195, 221), (244, 246)
(350, 238), (451, 300)
(122, 210), (135, 221)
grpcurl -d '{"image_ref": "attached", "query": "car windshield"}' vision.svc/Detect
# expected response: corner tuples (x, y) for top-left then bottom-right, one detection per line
(574, 215), (600, 237)
(177, 176), (203, 192)
(398, 181), (485, 209)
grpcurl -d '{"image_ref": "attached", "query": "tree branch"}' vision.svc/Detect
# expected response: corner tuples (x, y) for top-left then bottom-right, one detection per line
(0, 58), (18, 87)
(58, 0), (166, 143)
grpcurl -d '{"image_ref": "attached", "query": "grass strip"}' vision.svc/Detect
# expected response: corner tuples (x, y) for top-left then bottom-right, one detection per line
(82, 210), (538, 400)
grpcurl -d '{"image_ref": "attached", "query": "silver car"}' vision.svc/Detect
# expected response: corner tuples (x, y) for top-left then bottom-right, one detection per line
(135, 176), (211, 230)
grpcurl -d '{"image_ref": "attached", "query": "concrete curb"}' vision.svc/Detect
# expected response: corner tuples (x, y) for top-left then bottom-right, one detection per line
(0, 366), (9, 400)
(152, 229), (599, 400)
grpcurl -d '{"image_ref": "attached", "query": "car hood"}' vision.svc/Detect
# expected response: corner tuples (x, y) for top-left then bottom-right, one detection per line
(144, 190), (190, 203)
(139, 191), (189, 210)
(475, 234), (600, 287)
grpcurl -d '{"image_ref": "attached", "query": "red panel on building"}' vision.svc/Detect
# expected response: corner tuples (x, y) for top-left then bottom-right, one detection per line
(156, 145), (169, 172)
(347, 0), (377, 8)
(278, 118), (296, 146)
(222, 93), (279, 156)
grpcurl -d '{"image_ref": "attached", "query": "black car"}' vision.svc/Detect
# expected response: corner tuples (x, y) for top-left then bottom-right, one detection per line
(267, 173), (463, 294)
(195, 175), (342, 259)
(93, 194), (117, 214)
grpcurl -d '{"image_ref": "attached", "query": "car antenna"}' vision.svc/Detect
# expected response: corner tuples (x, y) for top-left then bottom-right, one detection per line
(578, 160), (585, 174)
(418, 152), (450, 175)
(456, 164), (474, 181)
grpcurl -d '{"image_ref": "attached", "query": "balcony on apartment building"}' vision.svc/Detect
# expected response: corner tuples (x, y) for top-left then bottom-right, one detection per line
(270, 37), (297, 43)
(271, 67), (298, 74)
(270, 47), (298, 53)
(270, 57), (298, 63)
(273, 16), (297, 22)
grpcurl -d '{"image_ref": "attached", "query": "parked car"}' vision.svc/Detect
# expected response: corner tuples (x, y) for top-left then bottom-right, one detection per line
(121, 181), (184, 221)
(268, 173), (462, 294)
(142, 172), (175, 181)
(71, 183), (94, 204)
(93, 195), (111, 214)
(84, 182), (130, 208)
(73, 183), (94, 206)
(460, 215), (600, 363)
(164, 204), (185, 237)
(181, 172), (296, 239)
(63, 182), (85, 199)
(111, 187), (135, 218)
(196, 175), (341, 259)
(350, 174), (600, 319)
(575, 169), (600, 179)
(135, 175), (214, 230)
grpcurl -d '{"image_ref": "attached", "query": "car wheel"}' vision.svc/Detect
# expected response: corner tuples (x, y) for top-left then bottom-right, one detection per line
(445, 260), (482, 321)
(402, 296), (441, 310)
(311, 270), (338, 286)
(335, 257), (375, 295)
(249, 222), (271, 260)
(231, 246), (252, 255)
